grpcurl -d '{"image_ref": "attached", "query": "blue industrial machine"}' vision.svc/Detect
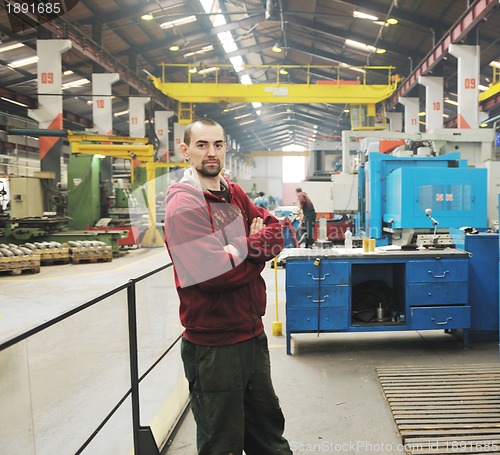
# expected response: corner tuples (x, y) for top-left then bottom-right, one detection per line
(357, 152), (488, 246)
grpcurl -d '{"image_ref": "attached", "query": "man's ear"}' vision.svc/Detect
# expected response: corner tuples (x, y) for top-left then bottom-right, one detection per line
(180, 143), (189, 160)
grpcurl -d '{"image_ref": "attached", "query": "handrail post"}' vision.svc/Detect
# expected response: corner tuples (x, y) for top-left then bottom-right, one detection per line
(127, 281), (160, 455)
(127, 281), (142, 454)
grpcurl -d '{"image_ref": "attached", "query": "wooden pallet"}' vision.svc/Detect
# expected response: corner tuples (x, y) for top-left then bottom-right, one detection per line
(0, 265), (41, 275)
(377, 365), (500, 454)
(70, 255), (112, 264)
(38, 247), (70, 263)
(0, 256), (41, 275)
(69, 246), (113, 264)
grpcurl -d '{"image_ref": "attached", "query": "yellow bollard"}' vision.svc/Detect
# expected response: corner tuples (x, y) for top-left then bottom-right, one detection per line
(272, 256), (283, 336)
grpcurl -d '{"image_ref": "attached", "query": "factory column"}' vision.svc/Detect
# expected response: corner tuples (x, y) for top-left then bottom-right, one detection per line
(399, 97), (420, 133)
(386, 112), (402, 132)
(28, 39), (71, 184)
(154, 111), (174, 162)
(129, 96), (150, 181)
(449, 44), (480, 129)
(129, 97), (150, 138)
(92, 73), (119, 135)
(129, 97), (163, 247)
(92, 73), (119, 215)
(418, 76), (444, 132)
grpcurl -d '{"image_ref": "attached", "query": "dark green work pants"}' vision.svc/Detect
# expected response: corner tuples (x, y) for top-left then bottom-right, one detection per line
(181, 332), (292, 455)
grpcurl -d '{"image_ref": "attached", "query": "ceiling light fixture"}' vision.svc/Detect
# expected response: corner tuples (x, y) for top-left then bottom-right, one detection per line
(141, 13), (154, 21)
(159, 15), (197, 30)
(114, 110), (129, 117)
(489, 60), (500, 69)
(0, 42), (24, 53)
(183, 45), (213, 58)
(375, 48), (387, 54)
(386, 17), (398, 25)
(169, 45), (180, 52)
(0, 96), (28, 107)
(188, 66), (198, 74)
(62, 78), (90, 89)
(234, 113), (253, 120)
(198, 66), (217, 75)
(339, 62), (366, 74)
(272, 42), (283, 53)
(345, 39), (376, 53)
(8, 55), (38, 68)
(279, 68), (288, 75)
(353, 11), (379, 21)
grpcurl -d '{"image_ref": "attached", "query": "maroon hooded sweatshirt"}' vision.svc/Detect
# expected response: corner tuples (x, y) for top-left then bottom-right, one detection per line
(164, 168), (284, 346)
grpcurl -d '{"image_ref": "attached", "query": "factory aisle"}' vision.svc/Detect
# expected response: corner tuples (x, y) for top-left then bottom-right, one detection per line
(164, 263), (500, 455)
(0, 247), (172, 345)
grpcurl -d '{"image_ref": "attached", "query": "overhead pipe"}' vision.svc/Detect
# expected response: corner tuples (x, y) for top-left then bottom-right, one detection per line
(7, 128), (67, 137)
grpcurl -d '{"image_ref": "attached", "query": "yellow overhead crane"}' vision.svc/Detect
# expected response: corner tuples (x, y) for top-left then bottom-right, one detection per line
(150, 64), (399, 128)
(68, 132), (188, 248)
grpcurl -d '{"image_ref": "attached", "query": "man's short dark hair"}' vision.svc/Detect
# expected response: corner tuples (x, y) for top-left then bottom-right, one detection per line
(296, 187), (302, 193)
(259, 191), (265, 197)
(183, 117), (225, 145)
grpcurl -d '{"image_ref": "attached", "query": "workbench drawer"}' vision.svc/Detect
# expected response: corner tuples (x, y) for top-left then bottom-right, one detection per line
(410, 305), (470, 330)
(407, 282), (468, 305)
(286, 285), (349, 308)
(320, 307), (349, 330)
(286, 307), (349, 331)
(407, 259), (468, 283)
(286, 261), (349, 285)
(286, 308), (318, 331)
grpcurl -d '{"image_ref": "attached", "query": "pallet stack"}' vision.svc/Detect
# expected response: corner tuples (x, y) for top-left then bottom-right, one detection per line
(0, 243), (41, 275)
(24, 242), (70, 265)
(67, 240), (113, 264)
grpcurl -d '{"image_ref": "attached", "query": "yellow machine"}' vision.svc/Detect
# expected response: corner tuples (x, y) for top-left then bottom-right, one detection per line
(68, 132), (188, 248)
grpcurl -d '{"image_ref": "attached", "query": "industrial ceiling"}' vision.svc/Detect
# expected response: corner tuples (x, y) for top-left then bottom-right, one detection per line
(1, 0), (500, 155)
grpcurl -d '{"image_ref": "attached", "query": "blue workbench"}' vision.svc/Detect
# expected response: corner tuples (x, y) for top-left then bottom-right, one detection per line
(282, 247), (471, 354)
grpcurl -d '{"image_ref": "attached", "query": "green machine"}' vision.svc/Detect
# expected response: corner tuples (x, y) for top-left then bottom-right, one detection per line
(67, 154), (102, 230)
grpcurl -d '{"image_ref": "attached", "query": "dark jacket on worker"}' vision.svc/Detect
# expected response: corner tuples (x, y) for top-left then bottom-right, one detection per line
(164, 167), (284, 346)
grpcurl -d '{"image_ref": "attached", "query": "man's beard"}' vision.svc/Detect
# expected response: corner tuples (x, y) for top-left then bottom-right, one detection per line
(197, 161), (222, 177)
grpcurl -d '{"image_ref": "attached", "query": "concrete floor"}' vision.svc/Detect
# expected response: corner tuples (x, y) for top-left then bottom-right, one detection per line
(164, 263), (500, 455)
(1, 249), (499, 455)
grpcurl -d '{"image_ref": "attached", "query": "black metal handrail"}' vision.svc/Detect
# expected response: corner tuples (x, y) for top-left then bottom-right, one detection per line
(0, 262), (178, 455)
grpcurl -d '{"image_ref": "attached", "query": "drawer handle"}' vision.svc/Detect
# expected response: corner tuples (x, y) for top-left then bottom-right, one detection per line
(309, 294), (329, 303)
(307, 272), (330, 281)
(431, 317), (452, 325)
(428, 270), (449, 278)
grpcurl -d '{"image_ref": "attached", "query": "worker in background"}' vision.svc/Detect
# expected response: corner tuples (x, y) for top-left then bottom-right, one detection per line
(254, 191), (269, 208)
(296, 187), (316, 248)
(164, 118), (292, 455)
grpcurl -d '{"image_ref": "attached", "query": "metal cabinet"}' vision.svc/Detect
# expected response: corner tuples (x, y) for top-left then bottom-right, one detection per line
(407, 259), (470, 334)
(286, 260), (349, 337)
(449, 229), (499, 339)
(284, 251), (470, 354)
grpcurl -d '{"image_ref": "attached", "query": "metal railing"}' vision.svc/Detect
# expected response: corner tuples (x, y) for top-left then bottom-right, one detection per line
(0, 261), (180, 455)
(159, 63), (397, 86)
